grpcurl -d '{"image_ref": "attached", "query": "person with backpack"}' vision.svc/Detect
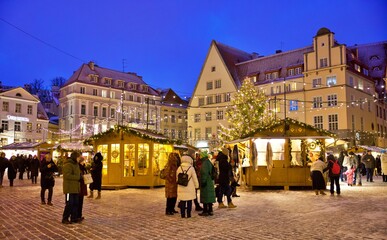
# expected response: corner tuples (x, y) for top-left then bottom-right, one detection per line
(176, 155), (199, 218)
(326, 154), (341, 195)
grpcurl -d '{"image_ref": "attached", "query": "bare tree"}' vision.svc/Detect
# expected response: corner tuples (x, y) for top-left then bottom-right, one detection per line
(51, 77), (66, 88)
(29, 78), (45, 94)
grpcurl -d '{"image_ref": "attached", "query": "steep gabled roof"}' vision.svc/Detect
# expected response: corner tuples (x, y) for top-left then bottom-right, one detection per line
(160, 88), (188, 107)
(214, 41), (253, 88)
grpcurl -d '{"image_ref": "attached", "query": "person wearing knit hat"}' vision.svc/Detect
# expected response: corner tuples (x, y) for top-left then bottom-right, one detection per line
(198, 151), (216, 216)
(176, 155), (199, 218)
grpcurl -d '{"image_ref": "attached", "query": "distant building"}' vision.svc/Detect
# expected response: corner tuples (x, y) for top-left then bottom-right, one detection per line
(158, 88), (188, 142)
(0, 87), (49, 147)
(59, 61), (163, 142)
(188, 28), (387, 148)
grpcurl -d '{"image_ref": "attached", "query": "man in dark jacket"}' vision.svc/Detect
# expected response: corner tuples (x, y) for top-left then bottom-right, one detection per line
(216, 148), (236, 209)
(62, 152), (81, 224)
(88, 152), (103, 199)
(40, 153), (58, 205)
(0, 152), (8, 187)
(362, 150), (376, 182)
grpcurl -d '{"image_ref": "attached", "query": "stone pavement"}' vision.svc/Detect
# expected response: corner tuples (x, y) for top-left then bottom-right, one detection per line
(0, 176), (386, 240)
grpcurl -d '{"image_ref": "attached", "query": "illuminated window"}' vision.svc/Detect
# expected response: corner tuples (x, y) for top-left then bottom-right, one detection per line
(289, 100), (298, 111)
(27, 123), (32, 132)
(101, 90), (107, 98)
(224, 93), (231, 102)
(110, 144), (120, 163)
(137, 143), (149, 176)
(326, 76), (336, 86)
(36, 123), (42, 133)
(97, 145), (108, 175)
(124, 144), (135, 177)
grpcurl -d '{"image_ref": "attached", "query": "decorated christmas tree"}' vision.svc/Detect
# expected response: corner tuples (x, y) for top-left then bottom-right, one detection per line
(219, 79), (273, 141)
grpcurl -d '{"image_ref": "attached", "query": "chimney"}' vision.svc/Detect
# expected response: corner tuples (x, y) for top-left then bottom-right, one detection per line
(88, 61), (95, 70)
(251, 52), (260, 59)
(275, 50), (282, 54)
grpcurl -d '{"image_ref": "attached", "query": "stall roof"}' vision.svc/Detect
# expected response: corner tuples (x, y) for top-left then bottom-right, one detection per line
(56, 142), (94, 152)
(246, 118), (336, 139)
(0, 142), (43, 150)
(357, 145), (386, 153)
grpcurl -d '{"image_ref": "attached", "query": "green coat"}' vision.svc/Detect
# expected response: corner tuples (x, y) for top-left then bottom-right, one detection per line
(62, 158), (81, 194)
(199, 158), (216, 204)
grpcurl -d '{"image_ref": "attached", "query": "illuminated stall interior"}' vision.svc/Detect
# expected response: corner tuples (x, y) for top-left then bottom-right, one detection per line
(230, 118), (336, 190)
(86, 125), (178, 187)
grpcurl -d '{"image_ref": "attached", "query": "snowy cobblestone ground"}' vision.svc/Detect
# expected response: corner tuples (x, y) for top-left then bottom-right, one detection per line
(0, 176), (386, 240)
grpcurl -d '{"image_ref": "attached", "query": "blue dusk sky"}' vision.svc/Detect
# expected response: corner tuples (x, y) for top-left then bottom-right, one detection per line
(0, 0), (386, 98)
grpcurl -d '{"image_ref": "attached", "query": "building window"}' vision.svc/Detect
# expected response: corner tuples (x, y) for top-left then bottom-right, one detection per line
(129, 95), (134, 101)
(313, 96), (322, 108)
(171, 115), (176, 123)
(36, 123), (42, 133)
(312, 78), (322, 88)
(211, 66), (216, 72)
(137, 96), (141, 103)
(102, 90), (107, 98)
(198, 98), (205, 106)
(15, 103), (21, 113)
(349, 76), (354, 87)
(94, 106), (98, 117)
(111, 108), (116, 118)
(363, 68), (369, 76)
(295, 67), (302, 75)
(328, 114), (338, 130)
(14, 122), (21, 132)
(194, 128), (201, 140)
(118, 81), (124, 88)
(110, 91), (115, 99)
(217, 110), (224, 120)
(164, 114), (168, 123)
(27, 105), (33, 115)
(178, 130), (182, 139)
(289, 100), (298, 111)
(320, 58), (328, 68)
(80, 87), (86, 94)
(93, 89), (98, 96)
(205, 112), (212, 121)
(102, 107), (107, 117)
(215, 79), (221, 89)
(205, 127), (212, 140)
(194, 114), (201, 123)
(81, 104), (86, 115)
(326, 76), (336, 86)
(271, 72), (278, 79)
(206, 81), (213, 90)
(224, 93), (231, 102)
(207, 96), (213, 105)
(265, 73), (271, 80)
(2, 102), (9, 111)
(104, 78), (112, 85)
(314, 116), (323, 129)
(360, 117), (364, 131)
(288, 68), (294, 76)
(2, 121), (9, 131)
(327, 94), (337, 107)
(215, 94), (222, 103)
(358, 79), (364, 90)
(26, 122), (32, 132)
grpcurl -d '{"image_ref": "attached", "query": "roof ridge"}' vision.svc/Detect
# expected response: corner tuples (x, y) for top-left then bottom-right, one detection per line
(348, 41), (387, 48)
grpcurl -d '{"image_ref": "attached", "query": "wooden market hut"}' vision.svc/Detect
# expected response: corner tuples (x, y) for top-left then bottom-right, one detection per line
(85, 125), (179, 188)
(230, 118), (336, 190)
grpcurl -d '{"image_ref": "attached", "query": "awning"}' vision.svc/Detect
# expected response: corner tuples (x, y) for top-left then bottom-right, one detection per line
(358, 145), (386, 153)
(57, 142), (94, 152)
(0, 142), (43, 150)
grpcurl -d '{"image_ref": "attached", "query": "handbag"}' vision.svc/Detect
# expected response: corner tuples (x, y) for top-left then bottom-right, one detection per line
(83, 173), (93, 184)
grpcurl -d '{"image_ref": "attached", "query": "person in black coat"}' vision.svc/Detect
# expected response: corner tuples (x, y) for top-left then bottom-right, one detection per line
(30, 155), (40, 184)
(0, 152), (8, 187)
(216, 148), (236, 208)
(17, 154), (26, 180)
(7, 156), (18, 186)
(40, 153), (58, 205)
(88, 152), (103, 199)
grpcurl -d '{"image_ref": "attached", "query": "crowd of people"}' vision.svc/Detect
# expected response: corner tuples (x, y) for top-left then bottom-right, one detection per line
(0, 151), (103, 225)
(163, 147), (239, 218)
(310, 149), (385, 196)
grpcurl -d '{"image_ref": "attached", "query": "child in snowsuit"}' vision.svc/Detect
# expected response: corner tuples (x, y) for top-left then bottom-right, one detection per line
(344, 166), (356, 186)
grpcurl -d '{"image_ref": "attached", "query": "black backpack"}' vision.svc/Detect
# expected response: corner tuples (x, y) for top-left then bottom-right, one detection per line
(177, 166), (191, 186)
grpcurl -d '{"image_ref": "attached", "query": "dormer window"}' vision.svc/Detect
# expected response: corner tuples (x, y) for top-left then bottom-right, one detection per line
(295, 67), (302, 75)
(362, 68), (369, 76)
(117, 80), (125, 88)
(104, 78), (112, 85)
(90, 75), (99, 83)
(370, 55), (379, 61)
(354, 64), (361, 72)
(141, 85), (149, 92)
(16, 93), (22, 97)
(288, 69), (294, 76)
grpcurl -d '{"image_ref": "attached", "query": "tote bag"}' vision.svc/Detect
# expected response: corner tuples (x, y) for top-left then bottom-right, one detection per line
(83, 173), (93, 184)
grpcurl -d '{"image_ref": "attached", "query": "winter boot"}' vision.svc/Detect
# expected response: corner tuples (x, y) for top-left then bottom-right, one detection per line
(96, 191), (101, 199)
(218, 202), (227, 208)
(87, 191), (94, 198)
(228, 202), (237, 208)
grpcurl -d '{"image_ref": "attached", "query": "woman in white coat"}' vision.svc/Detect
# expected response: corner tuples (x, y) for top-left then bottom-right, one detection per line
(176, 155), (199, 218)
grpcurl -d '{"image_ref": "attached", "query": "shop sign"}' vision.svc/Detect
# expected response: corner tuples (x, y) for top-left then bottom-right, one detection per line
(7, 115), (30, 122)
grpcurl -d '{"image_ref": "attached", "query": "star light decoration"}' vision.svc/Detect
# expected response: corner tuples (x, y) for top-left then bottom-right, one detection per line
(219, 79), (274, 142)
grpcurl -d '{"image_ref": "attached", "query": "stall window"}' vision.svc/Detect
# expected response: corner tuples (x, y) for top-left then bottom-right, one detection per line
(137, 143), (149, 176)
(153, 144), (172, 175)
(124, 144), (135, 177)
(97, 144), (108, 175)
(111, 144), (120, 163)
(290, 140), (303, 166)
(254, 139), (285, 166)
